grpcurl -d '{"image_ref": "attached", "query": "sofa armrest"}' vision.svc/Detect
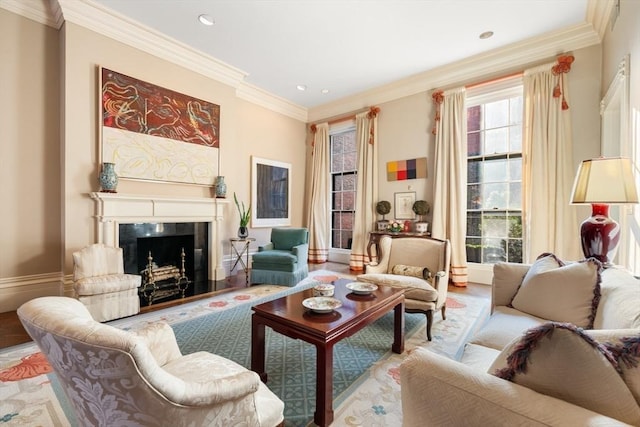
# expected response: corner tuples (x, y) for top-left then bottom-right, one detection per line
(492, 262), (530, 309)
(133, 321), (183, 366)
(400, 348), (631, 427)
(258, 242), (274, 251)
(292, 243), (309, 265)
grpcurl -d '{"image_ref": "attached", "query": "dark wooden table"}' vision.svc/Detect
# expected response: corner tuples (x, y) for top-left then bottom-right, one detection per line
(251, 279), (405, 427)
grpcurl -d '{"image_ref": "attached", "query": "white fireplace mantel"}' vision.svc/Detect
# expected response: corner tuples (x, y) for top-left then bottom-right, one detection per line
(90, 192), (228, 281)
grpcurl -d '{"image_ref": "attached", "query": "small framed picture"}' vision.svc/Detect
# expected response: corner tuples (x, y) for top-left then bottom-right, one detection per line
(394, 191), (416, 220)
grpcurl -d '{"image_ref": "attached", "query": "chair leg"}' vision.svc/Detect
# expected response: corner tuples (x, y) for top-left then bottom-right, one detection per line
(441, 304), (446, 320)
(426, 310), (434, 341)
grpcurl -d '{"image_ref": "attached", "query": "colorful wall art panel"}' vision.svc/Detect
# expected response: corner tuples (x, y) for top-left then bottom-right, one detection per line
(387, 157), (427, 181)
(101, 68), (220, 185)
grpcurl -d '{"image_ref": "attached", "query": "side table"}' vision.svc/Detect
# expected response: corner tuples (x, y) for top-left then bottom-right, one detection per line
(229, 237), (255, 285)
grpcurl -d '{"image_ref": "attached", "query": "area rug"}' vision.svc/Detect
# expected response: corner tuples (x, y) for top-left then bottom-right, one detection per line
(0, 270), (490, 426)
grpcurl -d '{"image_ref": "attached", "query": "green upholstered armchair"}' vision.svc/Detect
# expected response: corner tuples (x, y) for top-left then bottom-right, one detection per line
(251, 228), (309, 287)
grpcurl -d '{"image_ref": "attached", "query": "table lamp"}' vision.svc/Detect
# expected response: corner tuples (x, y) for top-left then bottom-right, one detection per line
(570, 157), (638, 265)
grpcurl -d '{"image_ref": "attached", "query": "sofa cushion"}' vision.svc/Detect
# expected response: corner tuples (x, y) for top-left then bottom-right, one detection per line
(391, 264), (432, 280)
(591, 329), (640, 406)
(510, 253), (601, 328)
(357, 273), (438, 301)
(468, 306), (547, 350)
(74, 274), (141, 296)
(490, 322), (640, 425)
(593, 267), (640, 329)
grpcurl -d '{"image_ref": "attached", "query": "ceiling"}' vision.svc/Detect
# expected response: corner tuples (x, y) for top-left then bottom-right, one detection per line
(89, 0), (594, 109)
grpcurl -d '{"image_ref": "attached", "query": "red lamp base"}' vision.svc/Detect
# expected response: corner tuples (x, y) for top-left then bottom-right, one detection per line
(579, 203), (620, 265)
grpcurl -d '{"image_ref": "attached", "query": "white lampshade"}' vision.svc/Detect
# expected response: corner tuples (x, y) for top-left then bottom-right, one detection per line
(570, 157), (639, 204)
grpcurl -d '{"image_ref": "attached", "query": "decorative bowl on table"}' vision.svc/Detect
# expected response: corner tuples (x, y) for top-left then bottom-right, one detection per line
(313, 284), (335, 297)
(346, 282), (378, 295)
(302, 297), (342, 314)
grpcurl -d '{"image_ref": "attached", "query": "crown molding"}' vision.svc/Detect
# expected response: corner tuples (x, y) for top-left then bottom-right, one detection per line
(237, 82), (308, 122)
(587, 0), (615, 40)
(0, 0), (62, 28)
(308, 22), (601, 122)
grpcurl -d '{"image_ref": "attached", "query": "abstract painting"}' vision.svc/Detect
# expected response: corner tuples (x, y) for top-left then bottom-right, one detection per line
(101, 68), (220, 185)
(251, 156), (291, 227)
(387, 157), (427, 181)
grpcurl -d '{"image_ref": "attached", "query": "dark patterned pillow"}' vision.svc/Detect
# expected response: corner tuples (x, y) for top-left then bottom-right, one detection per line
(490, 322), (640, 425)
(391, 264), (432, 280)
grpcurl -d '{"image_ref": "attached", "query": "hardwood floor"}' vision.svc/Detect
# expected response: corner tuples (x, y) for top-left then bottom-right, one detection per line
(0, 262), (490, 350)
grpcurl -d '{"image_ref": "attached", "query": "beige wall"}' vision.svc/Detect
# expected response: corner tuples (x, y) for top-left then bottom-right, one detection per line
(0, 9), (61, 278)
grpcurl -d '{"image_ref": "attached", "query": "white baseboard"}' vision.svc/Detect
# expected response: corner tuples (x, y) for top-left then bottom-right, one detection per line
(0, 272), (65, 313)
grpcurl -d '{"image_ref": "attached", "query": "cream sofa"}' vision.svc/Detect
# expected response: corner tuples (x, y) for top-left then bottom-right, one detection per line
(401, 258), (640, 426)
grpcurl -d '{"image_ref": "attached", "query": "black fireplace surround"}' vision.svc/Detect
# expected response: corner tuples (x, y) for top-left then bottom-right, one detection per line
(119, 222), (210, 305)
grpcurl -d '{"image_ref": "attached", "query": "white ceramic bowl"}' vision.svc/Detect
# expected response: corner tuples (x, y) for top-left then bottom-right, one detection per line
(346, 282), (378, 295)
(313, 284), (335, 297)
(302, 297), (342, 313)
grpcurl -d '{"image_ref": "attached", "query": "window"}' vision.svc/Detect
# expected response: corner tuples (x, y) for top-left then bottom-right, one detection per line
(330, 129), (357, 249)
(466, 82), (523, 264)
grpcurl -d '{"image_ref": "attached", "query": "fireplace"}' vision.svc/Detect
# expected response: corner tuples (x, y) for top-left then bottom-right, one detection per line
(119, 222), (210, 305)
(90, 192), (228, 305)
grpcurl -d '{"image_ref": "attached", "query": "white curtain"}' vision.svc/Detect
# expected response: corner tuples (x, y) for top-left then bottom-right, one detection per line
(306, 123), (330, 263)
(349, 110), (379, 271)
(431, 87), (468, 286)
(523, 63), (580, 261)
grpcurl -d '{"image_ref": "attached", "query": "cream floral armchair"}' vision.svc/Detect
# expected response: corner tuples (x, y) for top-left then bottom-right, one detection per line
(17, 296), (285, 427)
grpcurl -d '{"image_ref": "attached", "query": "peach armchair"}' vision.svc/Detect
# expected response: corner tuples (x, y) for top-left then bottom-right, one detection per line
(17, 296), (285, 427)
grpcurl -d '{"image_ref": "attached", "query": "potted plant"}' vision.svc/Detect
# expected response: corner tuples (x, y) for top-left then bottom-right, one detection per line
(412, 200), (431, 234)
(234, 192), (251, 238)
(375, 201), (391, 231)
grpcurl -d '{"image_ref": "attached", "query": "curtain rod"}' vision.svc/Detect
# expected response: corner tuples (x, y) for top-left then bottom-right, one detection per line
(465, 71), (524, 90)
(313, 106), (378, 126)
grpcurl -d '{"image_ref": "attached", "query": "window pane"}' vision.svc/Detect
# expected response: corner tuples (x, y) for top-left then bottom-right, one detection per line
(509, 124), (522, 152)
(344, 151), (357, 171)
(333, 175), (343, 191)
(466, 237), (482, 263)
(510, 96), (523, 125)
(485, 100), (509, 129)
(343, 191), (355, 210)
(508, 214), (522, 238)
(483, 183), (508, 209)
(509, 182), (522, 209)
(333, 192), (342, 210)
(508, 158), (522, 180)
(343, 174), (356, 191)
(484, 128), (508, 154)
(468, 184), (482, 209)
(468, 159), (481, 183)
(483, 238), (507, 263)
(467, 212), (481, 236)
(483, 213), (507, 238)
(468, 132), (482, 156)
(467, 105), (482, 132)
(484, 159), (507, 182)
(508, 239), (523, 263)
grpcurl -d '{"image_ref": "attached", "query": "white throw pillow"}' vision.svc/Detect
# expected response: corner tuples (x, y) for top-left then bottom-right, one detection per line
(510, 253), (601, 328)
(489, 322), (640, 425)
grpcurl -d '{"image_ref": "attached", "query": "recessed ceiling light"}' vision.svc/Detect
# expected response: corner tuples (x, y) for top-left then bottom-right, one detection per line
(296, 85), (307, 91)
(321, 89), (330, 94)
(479, 31), (494, 39)
(198, 14), (215, 26)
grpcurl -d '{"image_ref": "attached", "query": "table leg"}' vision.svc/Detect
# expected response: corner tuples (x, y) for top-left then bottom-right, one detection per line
(245, 241), (250, 285)
(314, 342), (334, 427)
(392, 299), (405, 354)
(251, 314), (267, 382)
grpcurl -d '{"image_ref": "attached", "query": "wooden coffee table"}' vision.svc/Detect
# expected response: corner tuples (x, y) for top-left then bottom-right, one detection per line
(251, 279), (405, 427)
